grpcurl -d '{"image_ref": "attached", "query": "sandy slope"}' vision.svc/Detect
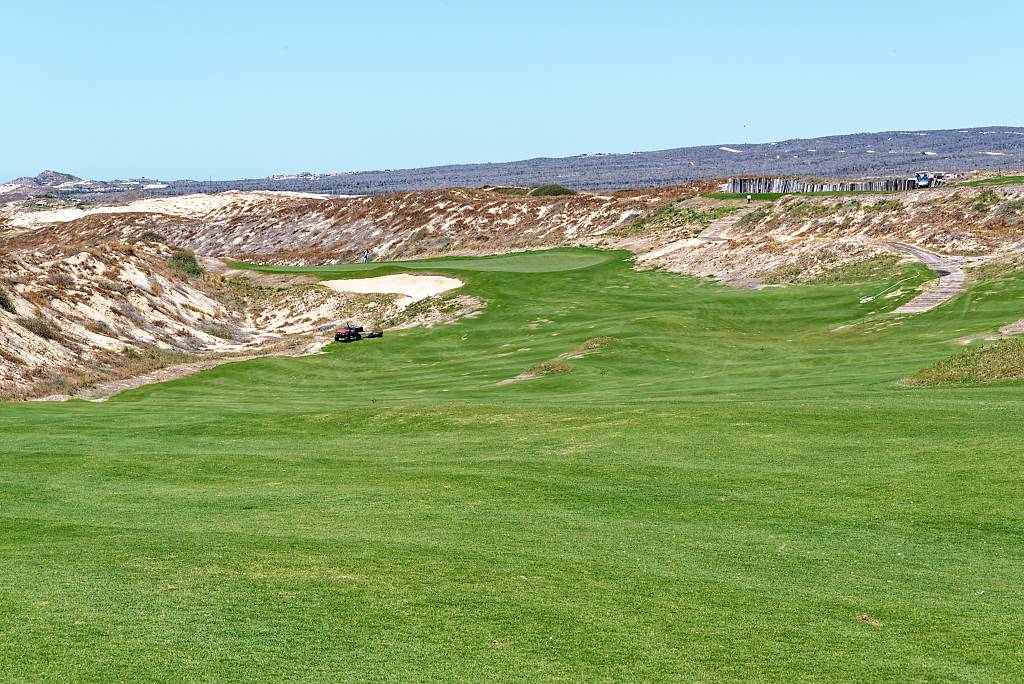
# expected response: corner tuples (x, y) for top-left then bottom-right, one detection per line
(5, 191), (331, 228)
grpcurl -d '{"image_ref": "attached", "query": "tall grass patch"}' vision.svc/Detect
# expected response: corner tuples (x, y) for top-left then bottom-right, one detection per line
(902, 337), (1024, 386)
(169, 250), (204, 276)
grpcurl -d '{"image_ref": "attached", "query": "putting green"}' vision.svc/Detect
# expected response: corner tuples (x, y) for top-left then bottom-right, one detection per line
(235, 247), (617, 277)
(2, 249), (1023, 681)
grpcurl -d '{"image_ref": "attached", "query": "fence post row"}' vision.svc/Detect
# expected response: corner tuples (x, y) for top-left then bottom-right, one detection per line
(725, 177), (918, 193)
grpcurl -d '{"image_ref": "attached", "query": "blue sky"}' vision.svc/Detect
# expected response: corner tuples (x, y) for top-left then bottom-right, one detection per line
(3, 0), (1019, 180)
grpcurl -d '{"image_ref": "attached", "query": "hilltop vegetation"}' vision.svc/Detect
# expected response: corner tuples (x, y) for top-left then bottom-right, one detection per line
(527, 183), (577, 197)
(614, 198), (739, 236)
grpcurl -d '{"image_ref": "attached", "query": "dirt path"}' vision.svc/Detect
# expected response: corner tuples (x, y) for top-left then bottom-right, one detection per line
(30, 283), (480, 402)
(890, 242), (965, 313)
(698, 205), (758, 242)
(635, 206), (757, 263)
(34, 338), (327, 403)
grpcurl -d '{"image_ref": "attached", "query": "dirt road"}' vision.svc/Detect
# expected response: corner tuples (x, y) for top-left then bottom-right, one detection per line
(890, 242), (965, 313)
(698, 205), (758, 242)
(33, 337), (329, 403)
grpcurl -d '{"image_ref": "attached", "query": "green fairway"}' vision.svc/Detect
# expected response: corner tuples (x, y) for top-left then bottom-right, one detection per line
(3, 248), (1023, 681)
(960, 175), (1024, 187)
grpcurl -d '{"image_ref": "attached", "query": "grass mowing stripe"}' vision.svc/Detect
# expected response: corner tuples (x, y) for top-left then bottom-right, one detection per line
(2, 248), (1024, 680)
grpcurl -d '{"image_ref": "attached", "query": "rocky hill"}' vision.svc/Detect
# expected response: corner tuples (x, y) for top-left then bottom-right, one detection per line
(1, 186), (692, 265)
(4, 127), (1023, 203)
(8, 180), (1023, 279)
(614, 185), (1024, 285)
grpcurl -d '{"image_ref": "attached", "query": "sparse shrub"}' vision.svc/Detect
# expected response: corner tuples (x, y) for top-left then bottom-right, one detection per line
(577, 336), (618, 351)
(112, 346), (189, 377)
(118, 345), (185, 366)
(200, 322), (239, 340)
(421, 236), (453, 250)
(617, 202), (738, 236)
(973, 190), (1000, 212)
(121, 346), (144, 361)
(136, 230), (166, 243)
(528, 184), (577, 197)
(112, 302), (145, 323)
(804, 255), (906, 285)
(488, 186), (529, 196)
(738, 206), (771, 228)
(865, 199), (903, 213)
(17, 315), (58, 340)
(109, 242), (137, 256)
(0, 285), (15, 314)
(783, 200), (834, 220)
(0, 346), (21, 364)
(989, 198), (1024, 227)
(84, 319), (117, 337)
(97, 277), (128, 294)
(46, 271), (75, 288)
(994, 198), (1024, 217)
(527, 358), (573, 376)
(169, 250), (203, 276)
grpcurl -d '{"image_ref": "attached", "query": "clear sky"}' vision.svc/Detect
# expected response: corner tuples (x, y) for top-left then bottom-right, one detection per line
(3, 0), (1019, 181)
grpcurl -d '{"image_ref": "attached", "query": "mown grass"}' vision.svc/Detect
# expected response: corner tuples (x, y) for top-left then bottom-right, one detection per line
(231, 247), (614, 276)
(2, 248), (1024, 681)
(960, 175), (1024, 187)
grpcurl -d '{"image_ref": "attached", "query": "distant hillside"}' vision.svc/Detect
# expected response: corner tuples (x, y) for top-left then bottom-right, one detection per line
(3, 126), (1023, 201)
(0, 171), (163, 203)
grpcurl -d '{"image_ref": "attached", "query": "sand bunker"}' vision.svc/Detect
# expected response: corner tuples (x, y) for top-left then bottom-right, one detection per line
(321, 274), (463, 308)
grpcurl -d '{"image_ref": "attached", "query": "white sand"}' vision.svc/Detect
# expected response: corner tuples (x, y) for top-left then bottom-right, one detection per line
(321, 274), (463, 308)
(7, 190), (331, 227)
